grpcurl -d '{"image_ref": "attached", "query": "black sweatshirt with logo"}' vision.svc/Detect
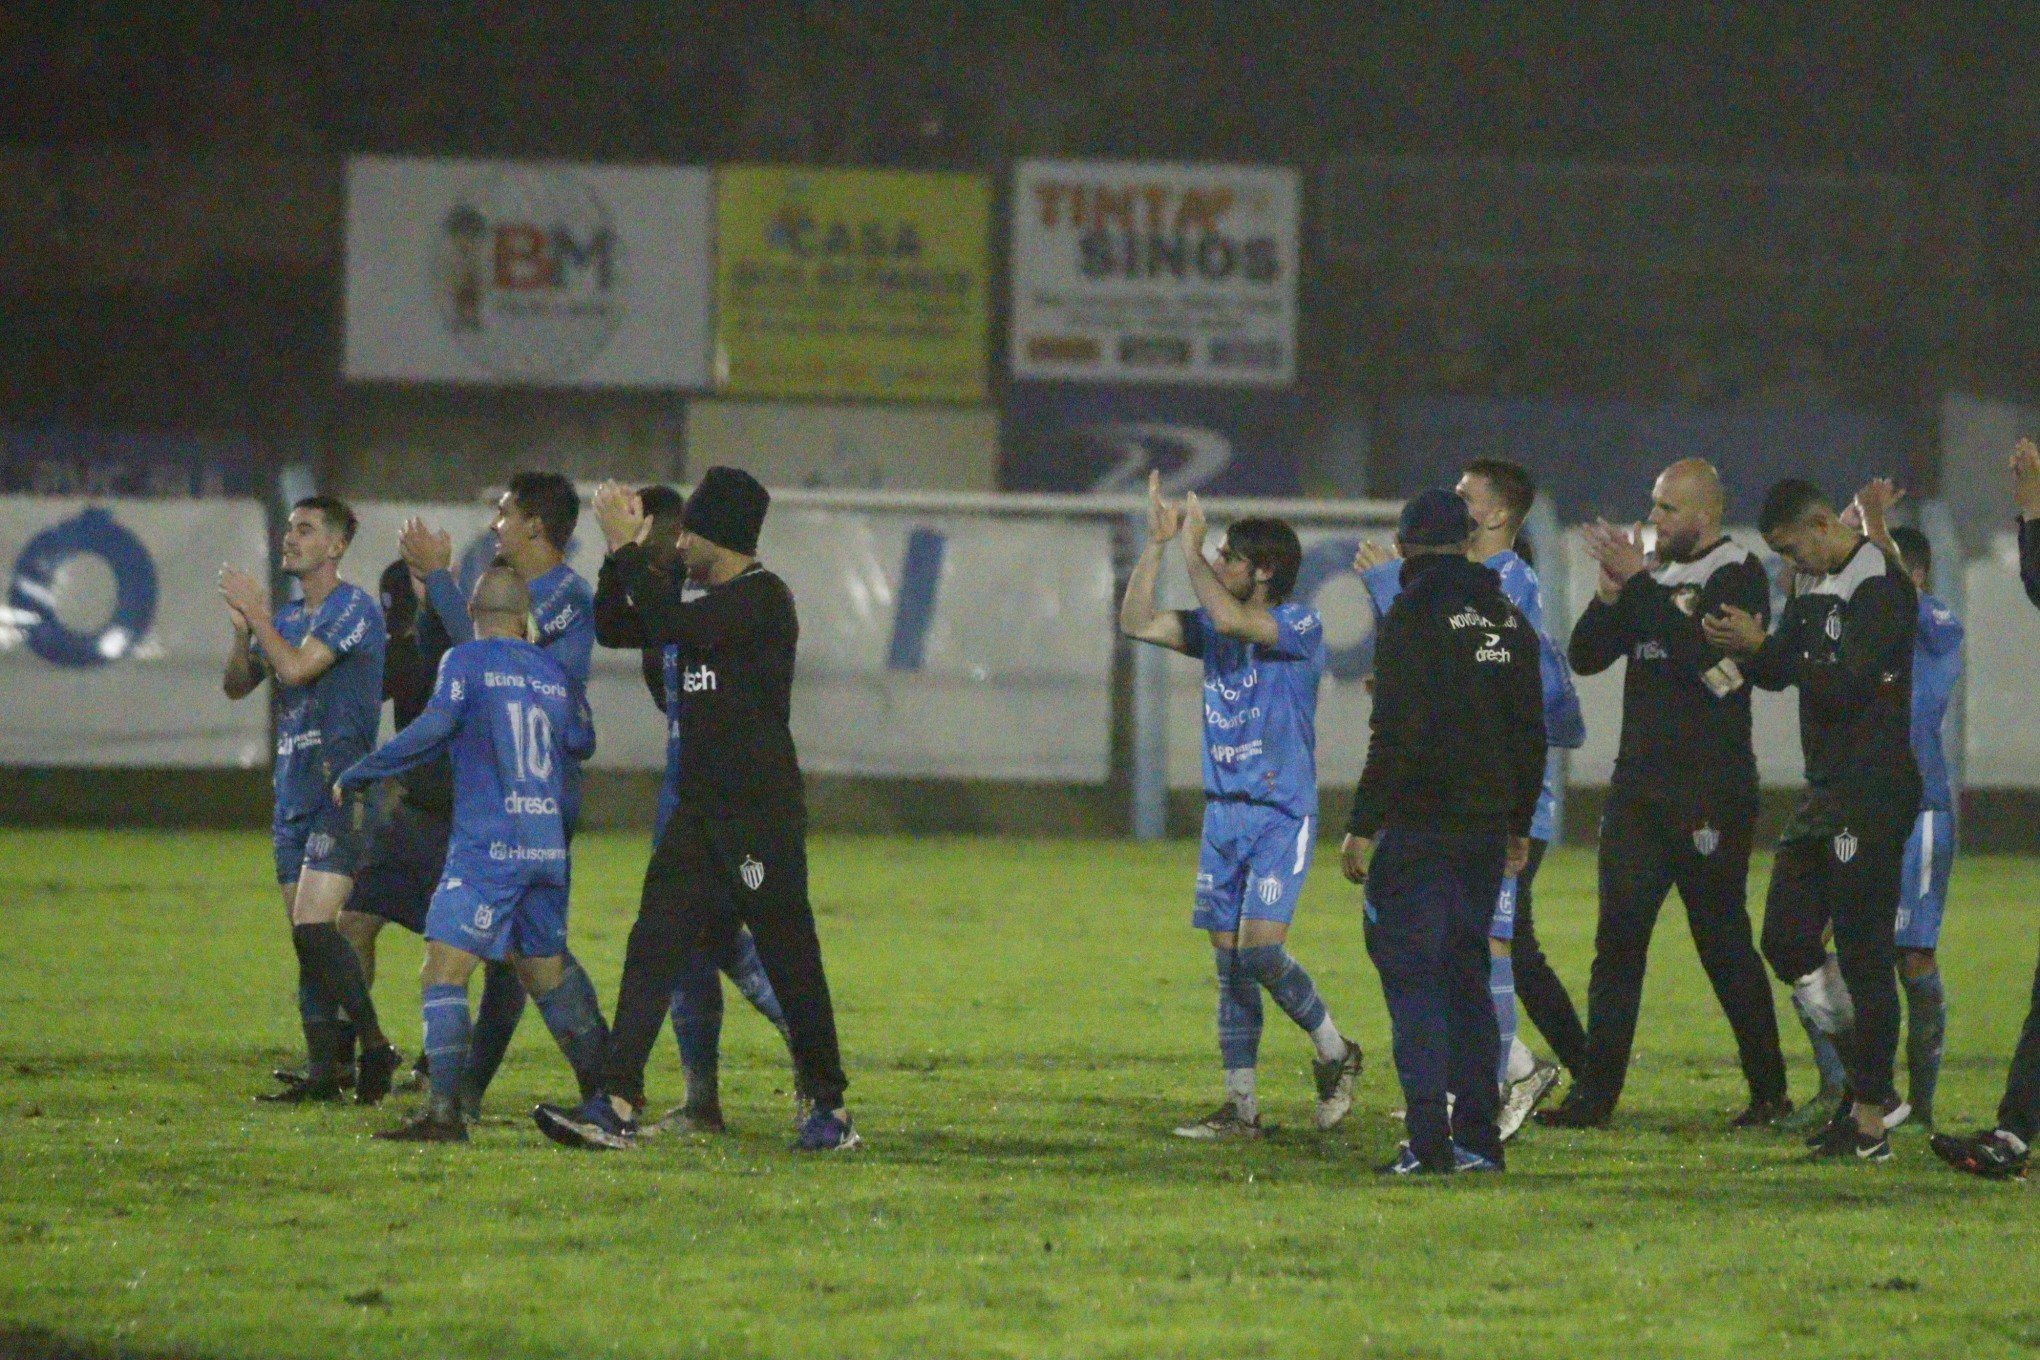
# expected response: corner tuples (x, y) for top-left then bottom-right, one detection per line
(1744, 538), (1919, 839)
(1568, 537), (1770, 811)
(609, 544), (806, 824)
(1347, 553), (1547, 841)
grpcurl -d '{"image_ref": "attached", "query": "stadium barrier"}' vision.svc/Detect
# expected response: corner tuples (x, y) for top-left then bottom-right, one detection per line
(9, 491), (2040, 848)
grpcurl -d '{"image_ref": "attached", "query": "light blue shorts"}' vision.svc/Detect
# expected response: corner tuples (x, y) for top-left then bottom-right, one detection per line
(425, 874), (568, 962)
(1894, 808), (1954, 951)
(1194, 801), (1315, 933)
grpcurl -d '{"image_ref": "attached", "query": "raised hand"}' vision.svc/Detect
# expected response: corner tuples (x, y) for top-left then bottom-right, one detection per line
(1352, 539), (1399, 573)
(1852, 477), (1904, 543)
(1181, 491), (1208, 552)
(1146, 469), (1181, 544)
(217, 565), (268, 622)
(591, 481), (647, 553)
(398, 518), (452, 577)
(1582, 519), (1648, 586)
(2013, 438), (2040, 520)
(1701, 603), (1766, 657)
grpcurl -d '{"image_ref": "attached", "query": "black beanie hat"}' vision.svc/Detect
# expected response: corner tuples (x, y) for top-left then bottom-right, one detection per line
(682, 466), (770, 555)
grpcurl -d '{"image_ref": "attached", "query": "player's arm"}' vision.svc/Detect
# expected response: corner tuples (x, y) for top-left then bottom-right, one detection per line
(613, 544), (756, 650)
(218, 566), (339, 689)
(401, 519), (475, 646)
(2014, 439), (2040, 610)
(1504, 605), (1550, 839)
(640, 647), (667, 710)
(335, 654), (465, 793)
(1347, 601), (1427, 843)
(561, 692), (597, 763)
(1119, 471), (1190, 652)
(593, 555), (650, 648)
(221, 609), (264, 699)
(539, 600), (595, 687)
(1624, 557), (1769, 692)
(1180, 493), (1279, 646)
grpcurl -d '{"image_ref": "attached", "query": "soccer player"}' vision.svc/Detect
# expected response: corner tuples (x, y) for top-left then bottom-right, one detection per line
(219, 495), (400, 1104)
(1703, 478), (1919, 1163)
(1342, 488), (1547, 1174)
(307, 559), (449, 1097)
(397, 471), (603, 1116)
(1539, 459), (1789, 1130)
(1932, 438), (2040, 1180)
(535, 468), (858, 1152)
(591, 483), (798, 1135)
(335, 565), (605, 1142)
(1120, 472), (1361, 1140)
(1356, 458), (1586, 1138)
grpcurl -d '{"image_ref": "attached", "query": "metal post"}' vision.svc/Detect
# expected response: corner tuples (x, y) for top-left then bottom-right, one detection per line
(1920, 499), (1965, 839)
(1522, 493), (1568, 845)
(1129, 636), (1170, 841)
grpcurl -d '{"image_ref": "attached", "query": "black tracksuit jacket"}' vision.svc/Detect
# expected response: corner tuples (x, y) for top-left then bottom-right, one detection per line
(1346, 553), (1547, 841)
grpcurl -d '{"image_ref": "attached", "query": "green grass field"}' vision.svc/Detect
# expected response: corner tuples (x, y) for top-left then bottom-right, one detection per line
(1, 829), (2037, 1360)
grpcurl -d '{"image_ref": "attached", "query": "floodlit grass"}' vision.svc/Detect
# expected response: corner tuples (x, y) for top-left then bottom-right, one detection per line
(1, 829), (2037, 1359)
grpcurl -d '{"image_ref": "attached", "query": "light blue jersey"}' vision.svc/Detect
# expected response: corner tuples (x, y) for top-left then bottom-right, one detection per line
(339, 637), (594, 959)
(1182, 602), (1325, 820)
(1362, 551), (1583, 842)
(427, 561), (595, 825)
(269, 581), (385, 823)
(1912, 593), (1963, 814)
(338, 638), (594, 890)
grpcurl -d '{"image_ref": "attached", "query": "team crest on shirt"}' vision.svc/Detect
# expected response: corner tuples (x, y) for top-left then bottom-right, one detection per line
(1833, 829), (1858, 863)
(1693, 824), (1720, 857)
(740, 855), (765, 891)
(1256, 875), (1283, 906)
(1823, 612), (1842, 641)
(1670, 585), (1703, 617)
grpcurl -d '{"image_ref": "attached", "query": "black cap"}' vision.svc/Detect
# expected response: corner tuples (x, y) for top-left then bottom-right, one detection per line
(1397, 487), (1473, 548)
(683, 467), (770, 555)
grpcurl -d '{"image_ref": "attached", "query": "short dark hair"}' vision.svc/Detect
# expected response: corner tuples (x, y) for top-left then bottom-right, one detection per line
(1463, 458), (1535, 527)
(1758, 479), (1828, 535)
(293, 495), (357, 546)
(1889, 524), (1931, 575)
(508, 471), (580, 551)
(1224, 517), (1302, 603)
(639, 484), (685, 522)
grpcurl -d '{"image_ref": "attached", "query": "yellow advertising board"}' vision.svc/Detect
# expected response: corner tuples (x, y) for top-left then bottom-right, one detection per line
(714, 166), (990, 402)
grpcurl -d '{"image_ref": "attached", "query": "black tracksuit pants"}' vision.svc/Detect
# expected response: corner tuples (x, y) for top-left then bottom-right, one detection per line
(1760, 811), (1909, 1108)
(1575, 789), (1786, 1111)
(1994, 931), (2040, 1144)
(601, 805), (847, 1112)
(1507, 840), (1589, 1075)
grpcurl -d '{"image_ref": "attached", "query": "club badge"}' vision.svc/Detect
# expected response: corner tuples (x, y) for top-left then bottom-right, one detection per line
(1833, 829), (1858, 864)
(1693, 824), (1720, 857)
(740, 855), (766, 891)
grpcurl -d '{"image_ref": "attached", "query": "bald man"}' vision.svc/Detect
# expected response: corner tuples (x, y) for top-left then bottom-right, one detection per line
(1538, 461), (1789, 1129)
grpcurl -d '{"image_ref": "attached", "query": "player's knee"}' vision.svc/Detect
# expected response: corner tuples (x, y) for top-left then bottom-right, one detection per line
(1489, 937), (1511, 960)
(1899, 949), (1938, 981)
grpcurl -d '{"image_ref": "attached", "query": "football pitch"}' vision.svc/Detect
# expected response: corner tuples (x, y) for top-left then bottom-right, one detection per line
(2, 829), (2037, 1360)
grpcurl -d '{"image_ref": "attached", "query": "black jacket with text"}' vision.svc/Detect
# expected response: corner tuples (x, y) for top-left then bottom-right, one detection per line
(607, 544), (806, 824)
(1347, 553), (1547, 841)
(1568, 537), (1770, 810)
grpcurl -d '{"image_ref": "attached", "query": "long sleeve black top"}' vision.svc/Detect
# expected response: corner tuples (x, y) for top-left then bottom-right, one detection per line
(1347, 553), (1547, 841)
(1744, 538), (1919, 837)
(1568, 538), (1769, 809)
(609, 544), (806, 822)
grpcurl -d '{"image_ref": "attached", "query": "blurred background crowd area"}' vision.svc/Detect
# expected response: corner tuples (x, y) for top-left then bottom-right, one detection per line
(3, 1), (2040, 503)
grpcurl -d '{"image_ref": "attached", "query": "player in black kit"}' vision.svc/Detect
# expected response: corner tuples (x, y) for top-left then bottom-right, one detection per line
(1703, 478), (1919, 1163)
(535, 468), (858, 1153)
(1538, 460), (1788, 1129)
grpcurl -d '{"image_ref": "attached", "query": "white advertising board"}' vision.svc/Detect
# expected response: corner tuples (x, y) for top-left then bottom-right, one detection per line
(343, 156), (714, 388)
(1012, 159), (1299, 387)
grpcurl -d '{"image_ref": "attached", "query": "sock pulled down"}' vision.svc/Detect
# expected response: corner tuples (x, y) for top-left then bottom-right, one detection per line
(1236, 945), (1345, 1062)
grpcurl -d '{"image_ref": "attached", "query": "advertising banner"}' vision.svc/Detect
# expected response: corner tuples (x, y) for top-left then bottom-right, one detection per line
(1012, 160), (1299, 387)
(713, 166), (991, 402)
(343, 156), (714, 388)
(2, 429), (257, 498)
(0, 496), (270, 766)
(685, 401), (998, 491)
(350, 501), (1114, 782)
(1003, 383), (1302, 495)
